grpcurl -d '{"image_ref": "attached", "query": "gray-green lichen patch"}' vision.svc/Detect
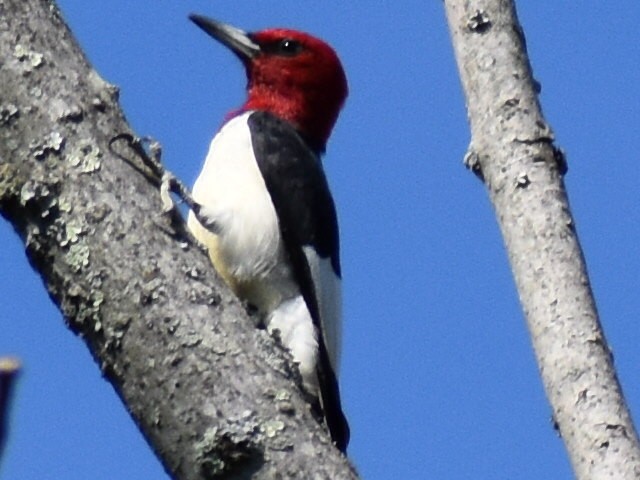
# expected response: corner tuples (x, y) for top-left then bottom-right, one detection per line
(274, 390), (291, 403)
(68, 142), (102, 174)
(196, 428), (227, 477)
(91, 292), (106, 333)
(31, 131), (65, 160)
(84, 203), (111, 223)
(111, 313), (131, 338)
(261, 419), (285, 439)
(67, 243), (90, 273)
(92, 290), (105, 310)
(13, 44), (45, 73)
(19, 180), (49, 205)
(0, 164), (17, 199)
(58, 219), (87, 247)
(272, 389), (295, 415)
(140, 277), (166, 305)
(64, 282), (104, 331)
(19, 179), (60, 218)
(0, 103), (19, 125)
(99, 312), (132, 367)
(57, 196), (72, 213)
(30, 86), (43, 99)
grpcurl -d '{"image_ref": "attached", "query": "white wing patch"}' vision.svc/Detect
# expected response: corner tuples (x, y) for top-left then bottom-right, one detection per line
(303, 246), (342, 374)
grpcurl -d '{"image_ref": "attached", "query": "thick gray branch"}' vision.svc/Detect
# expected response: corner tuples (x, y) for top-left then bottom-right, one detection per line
(444, 1), (640, 478)
(0, 1), (357, 478)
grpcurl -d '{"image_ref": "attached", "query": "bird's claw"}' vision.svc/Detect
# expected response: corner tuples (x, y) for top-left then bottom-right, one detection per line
(160, 172), (178, 214)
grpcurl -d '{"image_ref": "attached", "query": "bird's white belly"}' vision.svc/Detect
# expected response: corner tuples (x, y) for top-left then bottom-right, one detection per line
(188, 112), (298, 309)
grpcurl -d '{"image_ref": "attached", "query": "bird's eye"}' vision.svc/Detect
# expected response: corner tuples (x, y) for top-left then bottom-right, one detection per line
(275, 38), (303, 56)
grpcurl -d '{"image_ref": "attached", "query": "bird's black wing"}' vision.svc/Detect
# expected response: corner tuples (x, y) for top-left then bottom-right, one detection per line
(248, 110), (349, 452)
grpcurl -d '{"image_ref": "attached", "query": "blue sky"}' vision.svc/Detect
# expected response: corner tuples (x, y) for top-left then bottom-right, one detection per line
(2, 2), (639, 479)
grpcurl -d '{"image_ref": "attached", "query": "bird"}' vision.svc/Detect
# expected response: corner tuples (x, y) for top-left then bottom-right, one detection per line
(186, 13), (349, 452)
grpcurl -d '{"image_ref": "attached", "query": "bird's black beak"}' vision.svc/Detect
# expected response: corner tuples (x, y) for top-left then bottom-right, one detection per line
(189, 14), (261, 61)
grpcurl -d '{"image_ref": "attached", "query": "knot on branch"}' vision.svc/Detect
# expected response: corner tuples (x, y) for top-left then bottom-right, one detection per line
(463, 148), (485, 182)
(467, 10), (492, 34)
(196, 422), (265, 479)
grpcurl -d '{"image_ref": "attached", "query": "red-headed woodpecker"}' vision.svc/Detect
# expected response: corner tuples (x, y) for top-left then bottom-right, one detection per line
(186, 14), (349, 452)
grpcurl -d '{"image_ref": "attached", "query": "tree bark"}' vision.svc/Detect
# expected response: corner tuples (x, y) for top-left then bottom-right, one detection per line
(0, 1), (357, 478)
(444, 1), (640, 478)
(0, 357), (20, 463)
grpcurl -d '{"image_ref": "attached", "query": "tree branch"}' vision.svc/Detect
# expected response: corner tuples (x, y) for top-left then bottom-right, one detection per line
(0, 357), (20, 462)
(444, 1), (640, 478)
(0, 1), (357, 478)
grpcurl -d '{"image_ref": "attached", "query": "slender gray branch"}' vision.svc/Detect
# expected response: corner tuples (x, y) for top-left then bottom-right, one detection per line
(444, 1), (640, 478)
(0, 357), (21, 463)
(0, 1), (357, 478)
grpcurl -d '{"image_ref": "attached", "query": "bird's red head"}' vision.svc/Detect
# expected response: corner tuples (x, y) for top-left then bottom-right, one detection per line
(190, 15), (348, 151)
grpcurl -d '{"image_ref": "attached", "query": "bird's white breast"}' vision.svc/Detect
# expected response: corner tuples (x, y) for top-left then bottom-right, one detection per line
(188, 111), (300, 311)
